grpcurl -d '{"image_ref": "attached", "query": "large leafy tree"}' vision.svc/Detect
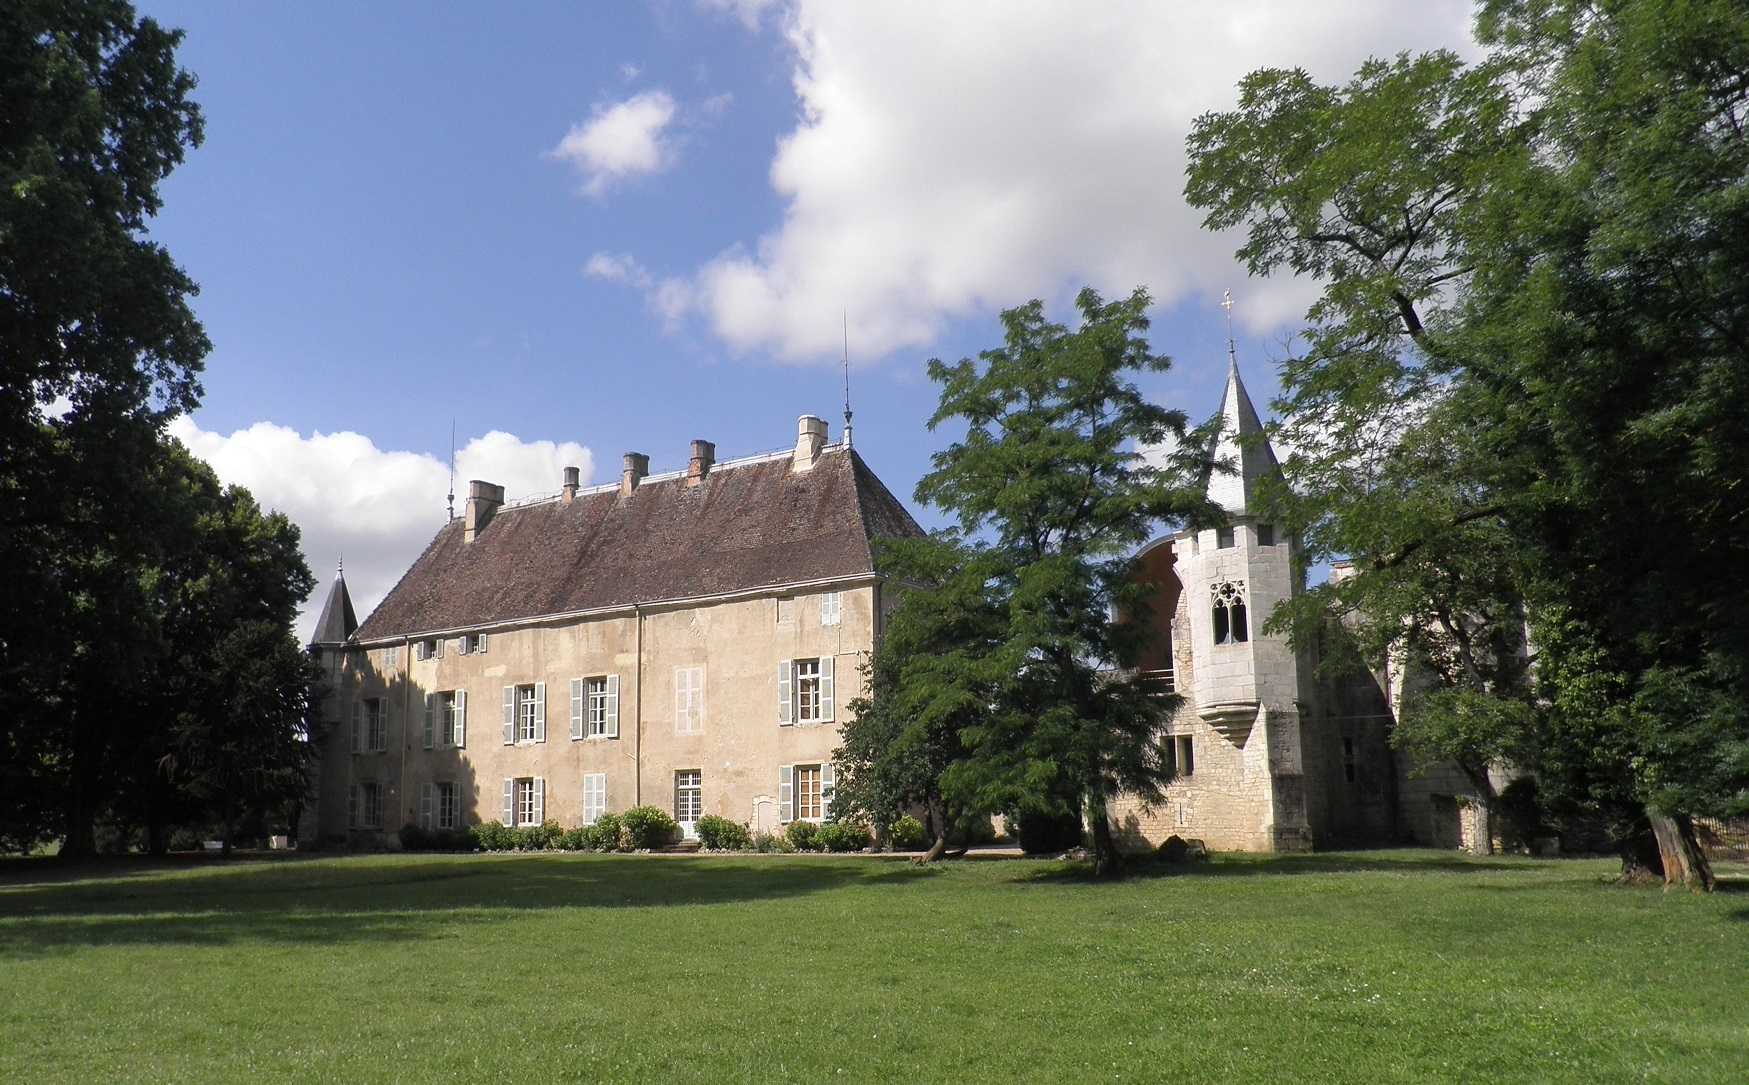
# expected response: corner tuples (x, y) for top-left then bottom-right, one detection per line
(1185, 0), (1748, 885)
(877, 287), (1207, 876)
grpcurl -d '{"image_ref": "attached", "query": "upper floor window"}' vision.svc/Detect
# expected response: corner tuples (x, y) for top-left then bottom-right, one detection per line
(1211, 580), (1249, 645)
(778, 657), (835, 724)
(457, 633), (488, 655)
(382, 645), (398, 668)
(1216, 526), (1236, 549)
(502, 683), (546, 744)
(674, 667), (704, 734)
(414, 636), (443, 661)
(352, 697), (389, 754)
(570, 675), (619, 739)
(423, 691), (467, 749)
(1255, 524), (1276, 547)
(820, 591), (842, 627)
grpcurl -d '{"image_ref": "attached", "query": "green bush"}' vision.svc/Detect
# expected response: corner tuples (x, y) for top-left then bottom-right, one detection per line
(1014, 808), (1082, 854)
(817, 821), (871, 853)
(400, 824), (477, 852)
(620, 806), (678, 850)
(469, 821), (513, 852)
(750, 831), (793, 853)
(886, 814), (929, 851)
(695, 814), (752, 851)
(785, 820), (822, 851)
(591, 812), (624, 852)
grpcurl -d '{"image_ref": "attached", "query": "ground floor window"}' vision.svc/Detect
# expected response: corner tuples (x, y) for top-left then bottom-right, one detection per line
(1166, 734), (1194, 777)
(437, 782), (458, 829)
(583, 773), (607, 824)
(502, 777), (545, 826)
(675, 770), (702, 837)
(795, 765), (823, 821)
(352, 782), (384, 829)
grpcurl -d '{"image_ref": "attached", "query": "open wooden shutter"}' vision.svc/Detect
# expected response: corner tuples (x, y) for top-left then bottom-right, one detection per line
(453, 691), (467, 747)
(533, 682), (546, 743)
(533, 777), (545, 824)
(501, 779), (515, 826)
(820, 656), (835, 721)
(434, 636), (444, 659)
(476, 633), (488, 654)
(348, 784), (359, 828)
(422, 694), (436, 749)
(502, 686), (515, 745)
(350, 702), (362, 753)
(570, 678), (585, 740)
(420, 783), (433, 829)
(822, 763), (836, 815)
(779, 765), (794, 823)
(777, 661), (793, 725)
(605, 675), (619, 738)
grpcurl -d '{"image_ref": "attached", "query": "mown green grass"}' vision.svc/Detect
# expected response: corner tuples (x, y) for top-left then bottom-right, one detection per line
(1, 850), (1744, 1083)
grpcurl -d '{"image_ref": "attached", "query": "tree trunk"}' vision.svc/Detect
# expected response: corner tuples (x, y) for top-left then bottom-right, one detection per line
(220, 792), (235, 858)
(916, 828), (951, 865)
(1089, 801), (1123, 879)
(1648, 809), (1714, 892)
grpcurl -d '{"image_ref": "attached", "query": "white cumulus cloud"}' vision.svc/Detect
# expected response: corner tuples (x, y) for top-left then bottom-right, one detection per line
(168, 418), (593, 643)
(550, 89), (680, 197)
(655, 0), (1476, 361)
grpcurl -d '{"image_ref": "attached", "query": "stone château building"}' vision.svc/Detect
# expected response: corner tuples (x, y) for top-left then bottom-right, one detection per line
(307, 380), (1475, 853)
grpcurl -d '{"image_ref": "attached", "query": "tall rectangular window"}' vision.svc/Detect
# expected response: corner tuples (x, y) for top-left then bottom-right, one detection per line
(355, 782), (384, 829)
(436, 782), (458, 829)
(516, 778), (538, 826)
(675, 667), (704, 734)
(366, 699), (388, 753)
(795, 659), (822, 722)
(1256, 524), (1276, 547)
(439, 691), (466, 747)
(518, 685), (539, 742)
(1216, 526), (1235, 549)
(1176, 735), (1195, 777)
(675, 770), (702, 834)
(820, 591), (842, 626)
(586, 677), (613, 737)
(794, 765), (823, 821)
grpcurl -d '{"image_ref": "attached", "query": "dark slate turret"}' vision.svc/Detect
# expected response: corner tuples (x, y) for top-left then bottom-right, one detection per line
(309, 566), (358, 648)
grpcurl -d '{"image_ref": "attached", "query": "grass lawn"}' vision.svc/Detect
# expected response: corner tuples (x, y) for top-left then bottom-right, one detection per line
(1, 850), (1745, 1083)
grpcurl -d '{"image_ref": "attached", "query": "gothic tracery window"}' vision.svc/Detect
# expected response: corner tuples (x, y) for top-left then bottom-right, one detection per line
(1211, 580), (1249, 645)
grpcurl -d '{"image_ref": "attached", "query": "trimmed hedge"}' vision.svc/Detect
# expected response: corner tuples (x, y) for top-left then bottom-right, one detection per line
(695, 814), (751, 851)
(817, 821), (871, 853)
(619, 806), (678, 850)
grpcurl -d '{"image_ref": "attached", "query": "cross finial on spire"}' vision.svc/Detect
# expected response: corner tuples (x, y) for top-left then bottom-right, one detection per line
(337, 557), (344, 578)
(1223, 290), (1237, 366)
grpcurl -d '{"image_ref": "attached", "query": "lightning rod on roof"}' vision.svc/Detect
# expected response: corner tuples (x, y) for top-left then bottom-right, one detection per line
(842, 310), (853, 448)
(446, 418), (456, 522)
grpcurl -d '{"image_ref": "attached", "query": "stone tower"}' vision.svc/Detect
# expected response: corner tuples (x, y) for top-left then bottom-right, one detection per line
(1170, 358), (1312, 850)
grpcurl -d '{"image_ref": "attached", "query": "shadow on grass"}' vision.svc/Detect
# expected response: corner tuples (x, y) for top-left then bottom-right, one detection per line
(1008, 849), (1579, 886)
(0, 854), (932, 955)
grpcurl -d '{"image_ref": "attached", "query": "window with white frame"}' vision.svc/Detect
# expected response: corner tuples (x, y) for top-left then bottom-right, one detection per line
(352, 781), (384, 829)
(675, 667), (704, 734)
(583, 773), (607, 825)
(352, 697), (389, 754)
(569, 675), (618, 739)
(820, 591), (841, 626)
(502, 776), (544, 826)
(382, 645), (398, 668)
(502, 683), (545, 744)
(778, 763), (835, 823)
(415, 636), (443, 661)
(423, 691), (467, 749)
(675, 770), (702, 836)
(456, 633), (488, 655)
(777, 657), (834, 725)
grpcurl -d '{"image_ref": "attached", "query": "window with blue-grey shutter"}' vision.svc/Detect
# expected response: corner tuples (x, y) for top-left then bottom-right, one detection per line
(501, 778), (515, 826)
(533, 682), (546, 743)
(570, 678), (585, 740)
(351, 701), (362, 754)
(778, 661), (793, 725)
(502, 686), (515, 745)
(422, 694), (435, 749)
(420, 782), (433, 829)
(778, 765), (794, 822)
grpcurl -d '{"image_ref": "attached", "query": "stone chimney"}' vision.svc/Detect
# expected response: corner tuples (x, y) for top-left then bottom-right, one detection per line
(463, 480), (505, 544)
(620, 452), (649, 496)
(793, 415), (828, 472)
(687, 440), (716, 486)
(561, 465), (580, 502)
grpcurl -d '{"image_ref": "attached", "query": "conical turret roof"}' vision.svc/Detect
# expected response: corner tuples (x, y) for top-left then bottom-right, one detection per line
(310, 567), (358, 647)
(1205, 357), (1280, 516)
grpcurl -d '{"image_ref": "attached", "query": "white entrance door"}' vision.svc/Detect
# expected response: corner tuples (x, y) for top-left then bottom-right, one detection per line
(675, 770), (702, 840)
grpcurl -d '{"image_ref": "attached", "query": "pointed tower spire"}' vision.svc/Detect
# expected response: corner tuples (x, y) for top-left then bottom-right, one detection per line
(1205, 333), (1280, 516)
(309, 563), (359, 648)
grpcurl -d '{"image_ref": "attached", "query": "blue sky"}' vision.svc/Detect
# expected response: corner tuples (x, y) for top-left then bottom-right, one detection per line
(136, 1), (1475, 636)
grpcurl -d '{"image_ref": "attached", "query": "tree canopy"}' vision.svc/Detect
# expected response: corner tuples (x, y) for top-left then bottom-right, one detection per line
(1186, 0), (1749, 884)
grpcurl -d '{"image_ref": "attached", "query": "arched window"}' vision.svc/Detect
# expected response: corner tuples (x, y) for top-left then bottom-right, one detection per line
(1211, 580), (1248, 645)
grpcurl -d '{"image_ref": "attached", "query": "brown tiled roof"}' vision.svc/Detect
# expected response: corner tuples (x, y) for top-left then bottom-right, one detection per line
(354, 446), (922, 640)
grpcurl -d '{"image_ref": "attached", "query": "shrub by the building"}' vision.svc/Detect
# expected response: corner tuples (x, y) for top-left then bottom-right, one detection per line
(619, 806), (678, 850)
(817, 821), (871, 853)
(886, 814), (928, 851)
(784, 820), (821, 851)
(398, 824), (477, 852)
(695, 814), (751, 851)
